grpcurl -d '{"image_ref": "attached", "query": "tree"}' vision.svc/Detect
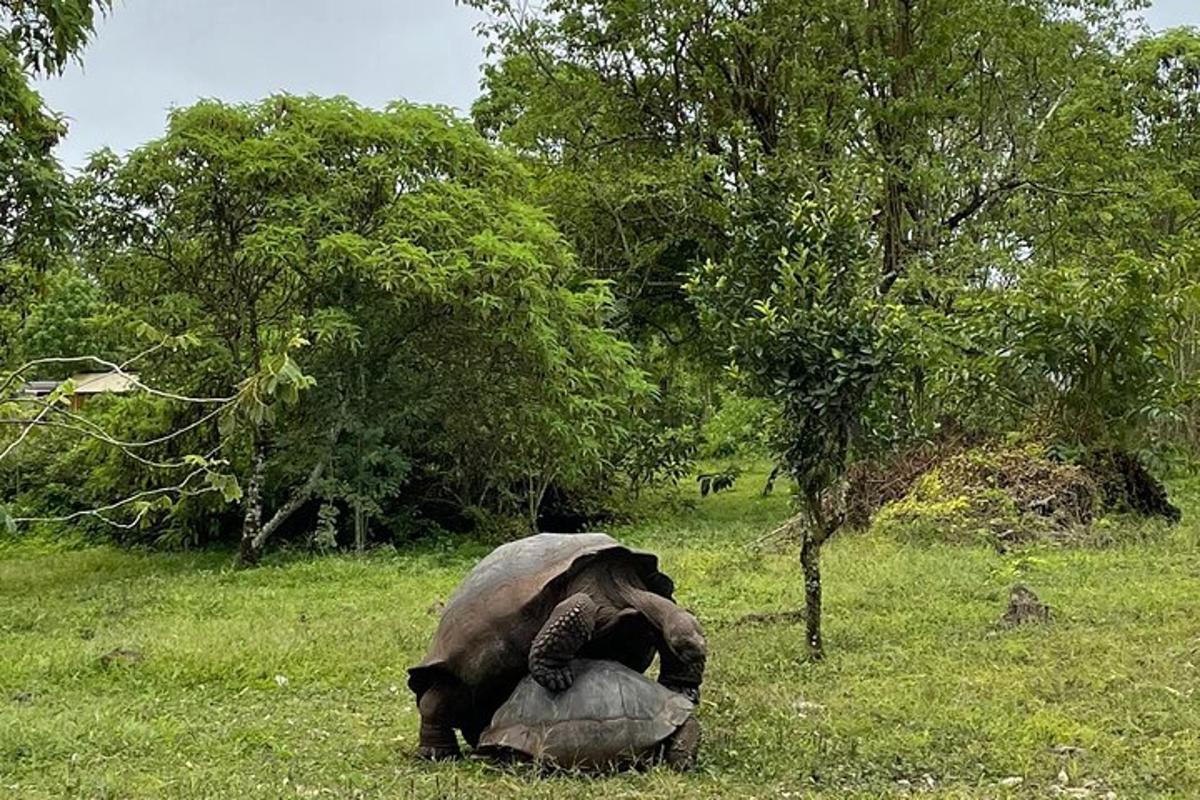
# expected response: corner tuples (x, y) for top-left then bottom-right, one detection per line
(1, 0), (110, 267)
(0, 337), (247, 539)
(468, 0), (1134, 339)
(689, 191), (908, 657)
(76, 96), (646, 562)
(923, 26), (1200, 455)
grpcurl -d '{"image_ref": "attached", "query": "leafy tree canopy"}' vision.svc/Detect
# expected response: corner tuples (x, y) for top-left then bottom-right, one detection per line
(69, 96), (647, 556)
(1, 0), (109, 266)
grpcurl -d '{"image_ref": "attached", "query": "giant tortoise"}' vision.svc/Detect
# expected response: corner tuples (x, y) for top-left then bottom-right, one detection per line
(408, 533), (707, 759)
(477, 658), (701, 771)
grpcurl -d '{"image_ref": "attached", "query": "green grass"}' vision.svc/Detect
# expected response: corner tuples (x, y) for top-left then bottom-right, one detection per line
(3, 464), (1199, 798)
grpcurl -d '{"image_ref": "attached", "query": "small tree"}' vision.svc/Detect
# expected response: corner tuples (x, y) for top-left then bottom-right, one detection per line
(688, 191), (906, 658)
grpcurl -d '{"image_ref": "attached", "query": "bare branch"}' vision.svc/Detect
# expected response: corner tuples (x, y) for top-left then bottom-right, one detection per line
(1, 354), (235, 405)
(0, 399), (235, 451)
(11, 467), (217, 526)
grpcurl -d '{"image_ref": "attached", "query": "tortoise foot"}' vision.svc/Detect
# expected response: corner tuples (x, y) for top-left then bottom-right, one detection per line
(660, 681), (700, 704)
(416, 744), (462, 761)
(530, 662), (574, 692)
(529, 592), (595, 692)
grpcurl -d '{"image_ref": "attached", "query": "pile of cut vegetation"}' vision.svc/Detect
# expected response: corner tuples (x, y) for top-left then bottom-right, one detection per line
(854, 440), (1180, 546)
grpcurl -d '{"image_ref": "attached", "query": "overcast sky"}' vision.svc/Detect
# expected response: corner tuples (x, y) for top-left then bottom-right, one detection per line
(34, 0), (1200, 169)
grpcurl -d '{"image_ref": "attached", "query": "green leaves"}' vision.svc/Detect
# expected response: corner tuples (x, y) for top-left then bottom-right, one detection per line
(68, 95), (650, 546)
(204, 472), (243, 504)
(690, 188), (904, 498)
(1, 1), (110, 267)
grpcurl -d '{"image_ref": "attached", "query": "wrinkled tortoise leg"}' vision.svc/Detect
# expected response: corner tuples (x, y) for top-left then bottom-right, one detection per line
(416, 681), (461, 761)
(663, 715), (702, 772)
(529, 592), (597, 691)
(628, 589), (708, 702)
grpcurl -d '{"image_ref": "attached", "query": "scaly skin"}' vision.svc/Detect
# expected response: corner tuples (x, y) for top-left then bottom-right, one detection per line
(529, 592), (598, 691)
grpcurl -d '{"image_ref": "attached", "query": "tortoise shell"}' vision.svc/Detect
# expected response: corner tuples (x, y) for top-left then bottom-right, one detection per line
(477, 658), (695, 769)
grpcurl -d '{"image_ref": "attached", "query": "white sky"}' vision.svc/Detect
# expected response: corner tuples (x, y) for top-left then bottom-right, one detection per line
(33, 0), (1200, 169)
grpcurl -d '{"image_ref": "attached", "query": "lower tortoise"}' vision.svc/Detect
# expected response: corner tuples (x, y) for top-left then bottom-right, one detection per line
(477, 658), (701, 772)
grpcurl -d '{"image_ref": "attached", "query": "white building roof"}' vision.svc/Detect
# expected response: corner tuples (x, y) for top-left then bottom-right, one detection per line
(69, 372), (140, 394)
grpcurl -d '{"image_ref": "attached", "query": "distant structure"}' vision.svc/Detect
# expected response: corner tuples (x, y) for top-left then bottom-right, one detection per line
(21, 372), (139, 410)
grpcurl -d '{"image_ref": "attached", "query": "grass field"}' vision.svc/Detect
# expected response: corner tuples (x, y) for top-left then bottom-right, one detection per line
(3, 465), (1199, 799)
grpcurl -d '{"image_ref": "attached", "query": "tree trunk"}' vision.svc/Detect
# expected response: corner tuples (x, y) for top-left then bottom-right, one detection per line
(354, 502), (365, 553)
(251, 459), (326, 552)
(237, 438), (267, 566)
(800, 533), (824, 660)
(801, 487), (841, 661)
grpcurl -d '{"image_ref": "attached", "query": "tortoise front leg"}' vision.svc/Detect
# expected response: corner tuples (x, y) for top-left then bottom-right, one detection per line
(529, 592), (597, 691)
(416, 681), (462, 760)
(662, 715), (702, 772)
(627, 589), (707, 701)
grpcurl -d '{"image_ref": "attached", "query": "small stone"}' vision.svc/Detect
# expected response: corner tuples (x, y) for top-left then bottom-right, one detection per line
(999, 776), (1025, 787)
(1001, 584), (1051, 627)
(1052, 744), (1085, 756)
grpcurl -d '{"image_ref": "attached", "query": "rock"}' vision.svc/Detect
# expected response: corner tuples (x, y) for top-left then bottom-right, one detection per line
(1001, 584), (1051, 627)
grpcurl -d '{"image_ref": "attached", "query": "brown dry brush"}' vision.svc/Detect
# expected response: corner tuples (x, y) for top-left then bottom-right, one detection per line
(848, 436), (1180, 531)
(844, 428), (982, 529)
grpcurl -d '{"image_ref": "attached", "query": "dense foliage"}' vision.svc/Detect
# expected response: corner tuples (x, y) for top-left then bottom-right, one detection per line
(3, 97), (649, 559)
(1, 2), (1198, 607)
(467, 0), (1200, 655)
(0, 0), (108, 268)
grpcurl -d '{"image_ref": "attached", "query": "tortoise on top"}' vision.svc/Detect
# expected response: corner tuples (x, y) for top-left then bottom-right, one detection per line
(477, 658), (701, 772)
(408, 532), (707, 760)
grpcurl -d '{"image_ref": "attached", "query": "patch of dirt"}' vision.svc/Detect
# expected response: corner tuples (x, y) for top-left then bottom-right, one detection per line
(733, 609), (806, 627)
(99, 648), (144, 667)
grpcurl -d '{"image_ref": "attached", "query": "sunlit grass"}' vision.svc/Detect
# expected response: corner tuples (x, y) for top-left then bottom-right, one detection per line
(2, 462), (1198, 798)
